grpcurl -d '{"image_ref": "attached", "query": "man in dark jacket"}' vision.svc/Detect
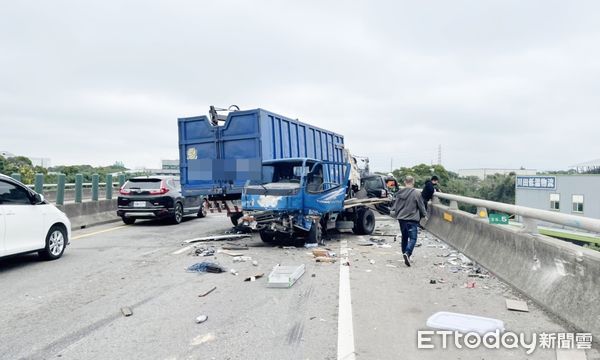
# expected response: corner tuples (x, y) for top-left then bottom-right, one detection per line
(391, 176), (427, 267)
(421, 175), (439, 210)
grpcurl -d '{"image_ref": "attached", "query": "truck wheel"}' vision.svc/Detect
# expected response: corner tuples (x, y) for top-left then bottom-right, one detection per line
(230, 213), (243, 226)
(353, 208), (375, 235)
(306, 221), (321, 244)
(259, 230), (276, 244)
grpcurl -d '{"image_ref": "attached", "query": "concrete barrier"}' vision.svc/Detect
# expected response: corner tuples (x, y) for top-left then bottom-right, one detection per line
(57, 199), (120, 229)
(425, 203), (600, 339)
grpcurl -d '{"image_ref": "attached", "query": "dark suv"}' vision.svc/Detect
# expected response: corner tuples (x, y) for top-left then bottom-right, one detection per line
(360, 174), (395, 215)
(117, 176), (206, 225)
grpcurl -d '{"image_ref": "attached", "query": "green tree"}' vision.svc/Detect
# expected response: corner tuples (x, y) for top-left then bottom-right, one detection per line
(3, 156), (36, 183)
(389, 164), (516, 211)
(0, 155), (6, 174)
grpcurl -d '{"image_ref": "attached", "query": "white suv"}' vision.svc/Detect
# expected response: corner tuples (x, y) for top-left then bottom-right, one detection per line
(0, 174), (71, 260)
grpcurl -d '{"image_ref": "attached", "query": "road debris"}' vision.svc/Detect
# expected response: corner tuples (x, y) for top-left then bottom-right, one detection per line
(187, 262), (225, 273)
(357, 242), (374, 246)
(244, 273), (265, 282)
(183, 234), (251, 244)
(230, 269), (239, 276)
(198, 286), (217, 297)
(194, 247), (215, 257)
(267, 264), (305, 288)
(426, 311), (505, 334)
(315, 256), (336, 263)
(120, 307), (133, 317)
(465, 281), (476, 288)
(190, 333), (216, 346)
(232, 256), (252, 262)
(369, 259), (375, 265)
(430, 279), (437, 284)
(556, 349), (587, 360)
(220, 250), (244, 257)
(505, 299), (529, 312)
(221, 245), (249, 250)
(312, 249), (333, 257)
(195, 314), (208, 324)
(252, 260), (259, 266)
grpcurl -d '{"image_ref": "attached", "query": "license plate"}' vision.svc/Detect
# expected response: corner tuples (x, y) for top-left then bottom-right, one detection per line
(133, 201), (146, 208)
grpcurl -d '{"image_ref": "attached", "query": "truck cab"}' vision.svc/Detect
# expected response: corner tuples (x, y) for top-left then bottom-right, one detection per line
(241, 158), (373, 244)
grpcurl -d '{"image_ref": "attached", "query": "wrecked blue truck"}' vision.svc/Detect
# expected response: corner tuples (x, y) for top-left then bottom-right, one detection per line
(178, 106), (379, 243)
(240, 157), (379, 244)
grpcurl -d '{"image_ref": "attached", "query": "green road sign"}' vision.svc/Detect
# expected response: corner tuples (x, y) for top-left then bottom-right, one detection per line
(489, 213), (509, 225)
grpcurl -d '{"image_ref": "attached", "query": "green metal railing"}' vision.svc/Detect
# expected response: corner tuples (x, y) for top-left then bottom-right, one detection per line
(12, 173), (126, 205)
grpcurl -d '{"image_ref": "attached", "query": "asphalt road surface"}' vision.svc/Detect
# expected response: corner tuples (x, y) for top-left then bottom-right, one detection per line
(1, 213), (597, 360)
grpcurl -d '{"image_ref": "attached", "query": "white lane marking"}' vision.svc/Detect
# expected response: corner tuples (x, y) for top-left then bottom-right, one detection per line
(172, 245), (193, 255)
(337, 239), (356, 360)
(71, 225), (127, 240)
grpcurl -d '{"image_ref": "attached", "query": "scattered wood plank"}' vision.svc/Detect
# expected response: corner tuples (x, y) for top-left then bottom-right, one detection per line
(220, 250), (244, 257)
(183, 234), (251, 244)
(198, 286), (217, 297)
(221, 245), (249, 250)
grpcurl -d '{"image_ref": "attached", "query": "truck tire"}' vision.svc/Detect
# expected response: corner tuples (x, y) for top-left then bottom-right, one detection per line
(306, 221), (321, 244)
(352, 208), (375, 235)
(230, 213), (243, 226)
(259, 230), (276, 244)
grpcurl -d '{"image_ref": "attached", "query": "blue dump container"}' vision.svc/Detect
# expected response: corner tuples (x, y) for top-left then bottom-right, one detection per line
(178, 108), (345, 198)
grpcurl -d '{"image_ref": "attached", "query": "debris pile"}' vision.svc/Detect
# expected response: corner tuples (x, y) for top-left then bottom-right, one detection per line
(186, 262), (226, 273)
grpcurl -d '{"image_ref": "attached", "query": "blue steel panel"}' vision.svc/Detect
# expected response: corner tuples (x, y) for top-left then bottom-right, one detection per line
(314, 129), (322, 160)
(221, 112), (258, 136)
(273, 117), (282, 159)
(183, 117), (214, 140)
(281, 120), (290, 158)
(290, 123), (298, 157)
(222, 138), (259, 159)
(306, 128), (315, 158)
(298, 125), (306, 157)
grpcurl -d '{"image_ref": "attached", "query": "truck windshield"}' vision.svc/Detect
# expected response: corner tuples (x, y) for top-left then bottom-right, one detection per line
(262, 162), (308, 184)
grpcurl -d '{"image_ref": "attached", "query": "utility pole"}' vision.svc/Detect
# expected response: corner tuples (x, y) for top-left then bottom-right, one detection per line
(437, 144), (442, 165)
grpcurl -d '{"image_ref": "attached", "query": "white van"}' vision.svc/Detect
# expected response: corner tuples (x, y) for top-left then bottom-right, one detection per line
(0, 174), (71, 260)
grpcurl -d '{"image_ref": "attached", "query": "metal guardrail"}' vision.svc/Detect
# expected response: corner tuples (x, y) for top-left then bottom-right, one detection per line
(432, 191), (600, 234)
(12, 173), (127, 205)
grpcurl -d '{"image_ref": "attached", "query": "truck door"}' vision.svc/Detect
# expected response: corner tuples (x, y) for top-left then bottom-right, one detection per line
(303, 162), (346, 215)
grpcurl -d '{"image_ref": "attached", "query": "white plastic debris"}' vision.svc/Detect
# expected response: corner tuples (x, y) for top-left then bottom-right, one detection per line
(426, 311), (505, 335)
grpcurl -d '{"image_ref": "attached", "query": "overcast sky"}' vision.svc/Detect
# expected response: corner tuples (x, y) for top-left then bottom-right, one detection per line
(1, 1), (599, 173)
